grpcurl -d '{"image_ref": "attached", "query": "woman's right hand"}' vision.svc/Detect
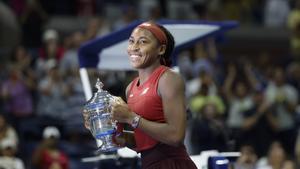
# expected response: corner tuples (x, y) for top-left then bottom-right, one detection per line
(82, 109), (90, 130)
(111, 97), (135, 124)
(112, 132), (126, 147)
(112, 130), (136, 149)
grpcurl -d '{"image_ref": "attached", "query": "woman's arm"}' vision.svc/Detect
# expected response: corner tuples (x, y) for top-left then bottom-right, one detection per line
(117, 81), (136, 148)
(145, 70), (186, 146)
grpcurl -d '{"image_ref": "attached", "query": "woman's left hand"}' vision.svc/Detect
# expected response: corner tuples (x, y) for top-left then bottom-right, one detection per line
(111, 97), (135, 124)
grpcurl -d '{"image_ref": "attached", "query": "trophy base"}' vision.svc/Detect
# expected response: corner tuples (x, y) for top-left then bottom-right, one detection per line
(95, 134), (122, 153)
(97, 145), (120, 153)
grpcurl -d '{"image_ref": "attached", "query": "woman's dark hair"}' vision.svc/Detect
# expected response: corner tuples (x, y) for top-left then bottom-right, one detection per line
(157, 24), (175, 67)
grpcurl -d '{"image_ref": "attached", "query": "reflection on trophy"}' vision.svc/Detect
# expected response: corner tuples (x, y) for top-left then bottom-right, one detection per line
(83, 78), (121, 152)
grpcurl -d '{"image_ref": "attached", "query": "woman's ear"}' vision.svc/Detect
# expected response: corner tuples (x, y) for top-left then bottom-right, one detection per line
(158, 44), (166, 56)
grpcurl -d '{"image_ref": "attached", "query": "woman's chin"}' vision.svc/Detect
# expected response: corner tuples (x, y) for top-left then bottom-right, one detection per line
(130, 63), (140, 69)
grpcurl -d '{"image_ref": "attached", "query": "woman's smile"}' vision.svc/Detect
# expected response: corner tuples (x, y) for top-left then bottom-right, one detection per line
(129, 54), (142, 62)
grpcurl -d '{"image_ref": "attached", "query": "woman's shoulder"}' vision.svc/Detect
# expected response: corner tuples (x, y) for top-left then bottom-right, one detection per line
(159, 68), (185, 93)
(160, 68), (184, 84)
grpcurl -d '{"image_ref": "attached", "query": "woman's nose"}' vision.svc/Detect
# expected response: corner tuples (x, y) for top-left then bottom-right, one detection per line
(129, 43), (139, 51)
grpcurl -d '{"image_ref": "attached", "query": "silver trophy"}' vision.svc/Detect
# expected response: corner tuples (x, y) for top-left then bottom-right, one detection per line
(84, 78), (121, 152)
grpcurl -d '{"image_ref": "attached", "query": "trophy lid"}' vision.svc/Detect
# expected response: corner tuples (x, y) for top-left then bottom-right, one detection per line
(95, 78), (104, 92)
(84, 78), (113, 110)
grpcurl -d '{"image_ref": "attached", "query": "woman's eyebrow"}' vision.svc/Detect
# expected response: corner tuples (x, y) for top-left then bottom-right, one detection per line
(129, 36), (148, 41)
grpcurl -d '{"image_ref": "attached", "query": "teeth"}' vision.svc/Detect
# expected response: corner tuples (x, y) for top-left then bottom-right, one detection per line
(130, 55), (139, 58)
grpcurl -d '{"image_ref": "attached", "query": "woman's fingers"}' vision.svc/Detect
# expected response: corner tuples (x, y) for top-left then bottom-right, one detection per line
(113, 96), (126, 104)
(84, 120), (90, 130)
(111, 102), (126, 122)
(82, 109), (90, 129)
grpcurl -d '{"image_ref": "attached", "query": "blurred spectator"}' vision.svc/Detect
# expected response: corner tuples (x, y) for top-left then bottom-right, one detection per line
(191, 41), (217, 78)
(76, 0), (96, 16)
(192, 0), (223, 21)
(61, 68), (86, 126)
(39, 29), (64, 60)
(185, 40), (219, 99)
(36, 63), (70, 120)
(112, 4), (138, 31)
(0, 63), (8, 113)
(192, 1), (210, 20)
(148, 5), (164, 21)
(239, 0), (264, 24)
(36, 29), (65, 78)
(222, 0), (243, 21)
(189, 102), (229, 154)
(10, 45), (37, 103)
(228, 0), (266, 25)
(223, 63), (258, 142)
(39, 0), (76, 15)
(256, 141), (287, 169)
(264, 67), (298, 155)
(0, 64), (34, 129)
(31, 126), (69, 169)
(177, 49), (194, 81)
(0, 114), (18, 148)
(288, 0), (300, 62)
(238, 88), (278, 157)
(286, 62), (300, 105)
(83, 16), (111, 41)
(60, 31), (84, 73)
(11, 45), (35, 71)
(20, 0), (48, 48)
(234, 144), (258, 169)
(252, 52), (272, 87)
(0, 138), (25, 169)
(186, 70), (218, 101)
(263, 0), (290, 27)
(59, 30), (85, 125)
(0, 62), (8, 81)
(247, 0), (265, 25)
(189, 83), (225, 118)
(294, 127), (300, 167)
(282, 159), (297, 169)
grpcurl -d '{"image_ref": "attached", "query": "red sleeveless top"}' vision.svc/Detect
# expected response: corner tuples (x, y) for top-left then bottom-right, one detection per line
(127, 65), (169, 152)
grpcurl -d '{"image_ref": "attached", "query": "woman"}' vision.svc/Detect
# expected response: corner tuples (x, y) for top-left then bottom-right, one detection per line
(110, 21), (197, 169)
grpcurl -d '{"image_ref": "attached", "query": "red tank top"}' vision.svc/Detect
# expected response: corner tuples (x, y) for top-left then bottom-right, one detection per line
(127, 65), (169, 152)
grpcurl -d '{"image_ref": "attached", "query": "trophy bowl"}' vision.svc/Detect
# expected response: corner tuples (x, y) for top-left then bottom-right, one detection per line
(84, 78), (121, 152)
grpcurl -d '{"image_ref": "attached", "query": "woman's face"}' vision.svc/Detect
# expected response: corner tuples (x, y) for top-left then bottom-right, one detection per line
(127, 27), (165, 69)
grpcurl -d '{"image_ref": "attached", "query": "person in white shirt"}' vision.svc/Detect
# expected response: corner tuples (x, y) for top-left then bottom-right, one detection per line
(264, 67), (298, 155)
(0, 138), (25, 169)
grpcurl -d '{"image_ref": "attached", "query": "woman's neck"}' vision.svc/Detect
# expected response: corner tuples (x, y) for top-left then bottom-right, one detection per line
(137, 63), (161, 85)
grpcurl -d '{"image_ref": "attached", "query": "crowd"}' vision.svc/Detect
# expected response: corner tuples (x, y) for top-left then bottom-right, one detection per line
(0, 0), (300, 169)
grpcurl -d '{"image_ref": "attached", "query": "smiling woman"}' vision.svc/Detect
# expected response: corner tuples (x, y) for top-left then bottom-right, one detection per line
(109, 21), (197, 169)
